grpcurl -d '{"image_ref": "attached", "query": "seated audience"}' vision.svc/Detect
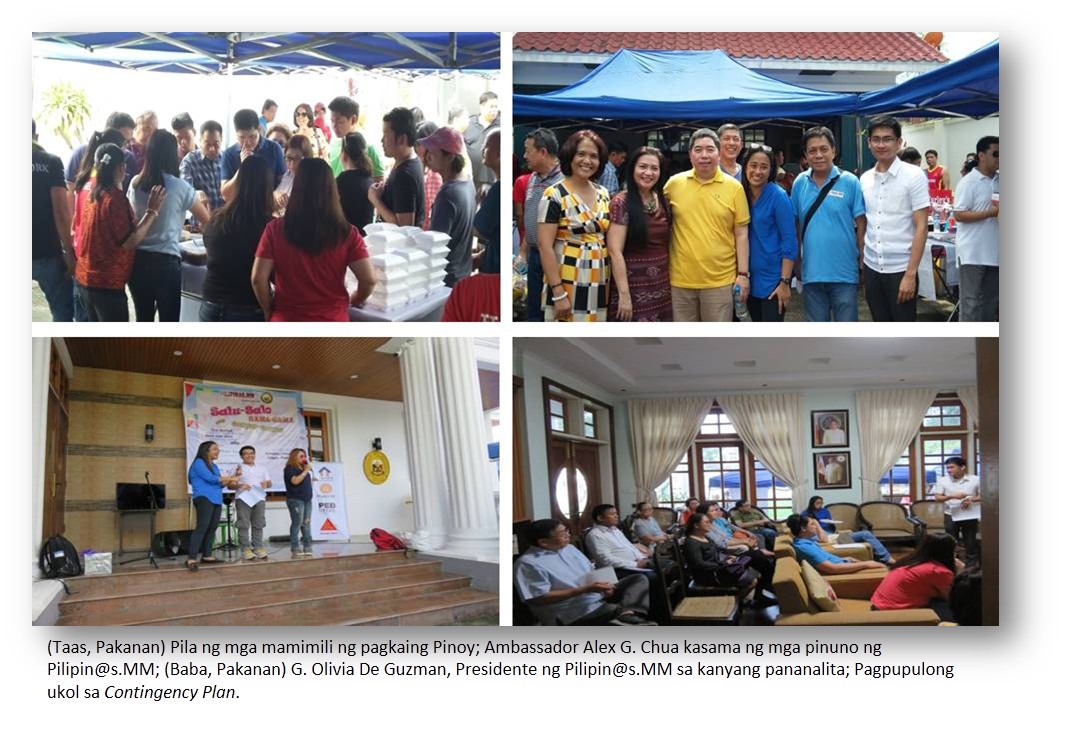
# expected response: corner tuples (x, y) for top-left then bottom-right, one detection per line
(785, 514), (886, 574)
(585, 504), (653, 572)
(871, 534), (963, 620)
(683, 513), (774, 605)
(630, 502), (670, 547)
(679, 497), (700, 526)
(514, 519), (654, 626)
(730, 499), (777, 551)
(949, 567), (982, 626)
(801, 496), (895, 564)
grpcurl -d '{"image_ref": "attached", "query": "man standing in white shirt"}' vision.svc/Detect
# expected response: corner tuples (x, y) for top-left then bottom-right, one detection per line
(860, 116), (931, 321)
(234, 445), (272, 560)
(952, 136), (999, 322)
(930, 456), (981, 566)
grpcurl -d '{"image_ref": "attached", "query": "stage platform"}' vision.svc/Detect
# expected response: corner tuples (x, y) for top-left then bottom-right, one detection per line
(54, 547), (498, 626)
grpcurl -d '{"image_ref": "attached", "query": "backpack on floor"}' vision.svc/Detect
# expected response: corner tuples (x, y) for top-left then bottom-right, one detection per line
(39, 534), (83, 579)
(370, 528), (408, 553)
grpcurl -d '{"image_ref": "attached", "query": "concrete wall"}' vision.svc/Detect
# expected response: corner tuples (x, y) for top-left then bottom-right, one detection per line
(59, 367), (415, 554)
(900, 117), (1000, 188)
(516, 350), (635, 520)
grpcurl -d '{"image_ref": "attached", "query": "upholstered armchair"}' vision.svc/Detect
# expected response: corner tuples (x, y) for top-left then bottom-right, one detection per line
(858, 501), (923, 546)
(771, 557), (939, 626)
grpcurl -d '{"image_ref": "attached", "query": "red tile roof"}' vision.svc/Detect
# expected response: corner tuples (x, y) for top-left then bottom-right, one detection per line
(513, 33), (947, 63)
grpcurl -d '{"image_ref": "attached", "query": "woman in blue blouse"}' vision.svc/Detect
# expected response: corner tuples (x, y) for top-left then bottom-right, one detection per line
(740, 145), (798, 322)
(803, 496), (837, 533)
(284, 448), (314, 558)
(186, 441), (241, 570)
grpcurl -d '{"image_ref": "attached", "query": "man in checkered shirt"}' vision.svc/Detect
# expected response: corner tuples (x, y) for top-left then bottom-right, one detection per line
(179, 119), (224, 212)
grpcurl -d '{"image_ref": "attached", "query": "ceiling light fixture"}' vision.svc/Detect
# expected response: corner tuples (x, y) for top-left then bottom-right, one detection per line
(350, 374), (359, 379)
(173, 350), (182, 357)
(272, 364), (281, 370)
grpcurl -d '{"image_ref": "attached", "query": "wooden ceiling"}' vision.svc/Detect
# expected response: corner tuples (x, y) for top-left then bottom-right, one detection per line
(62, 338), (499, 408)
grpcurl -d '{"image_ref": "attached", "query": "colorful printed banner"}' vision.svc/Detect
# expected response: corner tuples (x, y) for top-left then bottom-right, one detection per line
(310, 462), (349, 541)
(183, 382), (306, 493)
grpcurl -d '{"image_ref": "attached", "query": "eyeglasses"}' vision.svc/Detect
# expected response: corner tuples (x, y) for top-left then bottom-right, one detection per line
(296, 111), (310, 118)
(285, 154), (303, 163)
(748, 143), (773, 153)
(869, 136), (898, 145)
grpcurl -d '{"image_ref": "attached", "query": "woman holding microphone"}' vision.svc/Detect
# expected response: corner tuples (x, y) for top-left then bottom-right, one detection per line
(284, 448), (315, 558)
(186, 441), (241, 571)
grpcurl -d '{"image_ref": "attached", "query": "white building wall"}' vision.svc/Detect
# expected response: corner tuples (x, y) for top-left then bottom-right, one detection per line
(901, 117), (1000, 188)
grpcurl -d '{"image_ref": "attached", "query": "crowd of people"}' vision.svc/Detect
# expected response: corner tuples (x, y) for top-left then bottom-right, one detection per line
(515, 118), (999, 322)
(515, 489), (983, 626)
(31, 92), (502, 322)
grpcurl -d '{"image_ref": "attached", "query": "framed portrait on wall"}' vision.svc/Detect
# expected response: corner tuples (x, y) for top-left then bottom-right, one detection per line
(814, 452), (851, 489)
(812, 410), (849, 448)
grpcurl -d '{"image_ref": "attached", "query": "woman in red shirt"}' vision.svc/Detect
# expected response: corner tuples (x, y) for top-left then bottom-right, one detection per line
(73, 143), (165, 321)
(871, 533), (963, 620)
(251, 158), (375, 321)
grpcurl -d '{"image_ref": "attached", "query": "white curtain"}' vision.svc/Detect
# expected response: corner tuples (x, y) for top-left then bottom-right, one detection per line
(957, 386), (979, 429)
(855, 387), (938, 502)
(717, 392), (808, 511)
(627, 397), (716, 505)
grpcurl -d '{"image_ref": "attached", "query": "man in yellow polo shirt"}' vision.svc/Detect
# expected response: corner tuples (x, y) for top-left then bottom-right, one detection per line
(664, 129), (751, 321)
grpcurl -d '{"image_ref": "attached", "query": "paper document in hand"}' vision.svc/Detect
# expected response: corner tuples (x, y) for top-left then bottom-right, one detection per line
(582, 567), (618, 586)
(237, 485), (267, 507)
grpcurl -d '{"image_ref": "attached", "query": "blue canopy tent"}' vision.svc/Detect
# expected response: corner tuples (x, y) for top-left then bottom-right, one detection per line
(514, 49), (857, 121)
(856, 40), (999, 119)
(32, 32), (500, 75)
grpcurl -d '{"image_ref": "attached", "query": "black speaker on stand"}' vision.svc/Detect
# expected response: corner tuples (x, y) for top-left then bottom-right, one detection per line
(216, 493), (240, 557)
(154, 530), (192, 558)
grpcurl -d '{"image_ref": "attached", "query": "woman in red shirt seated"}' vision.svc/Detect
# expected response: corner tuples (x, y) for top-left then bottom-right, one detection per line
(871, 533), (963, 620)
(251, 158), (376, 321)
(74, 143), (165, 321)
(678, 498), (700, 526)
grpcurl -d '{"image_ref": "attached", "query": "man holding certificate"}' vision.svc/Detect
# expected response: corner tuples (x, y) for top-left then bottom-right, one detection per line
(235, 445), (272, 560)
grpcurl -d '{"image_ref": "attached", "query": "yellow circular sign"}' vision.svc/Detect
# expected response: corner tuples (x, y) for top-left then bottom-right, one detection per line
(363, 450), (390, 485)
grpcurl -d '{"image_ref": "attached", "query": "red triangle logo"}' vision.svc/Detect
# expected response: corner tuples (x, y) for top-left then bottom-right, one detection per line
(321, 518), (337, 532)
(184, 382), (195, 397)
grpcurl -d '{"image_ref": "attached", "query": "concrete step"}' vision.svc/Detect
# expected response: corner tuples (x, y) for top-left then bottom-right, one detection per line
(344, 589), (499, 627)
(64, 551), (411, 599)
(59, 560), (445, 621)
(119, 574), (479, 626)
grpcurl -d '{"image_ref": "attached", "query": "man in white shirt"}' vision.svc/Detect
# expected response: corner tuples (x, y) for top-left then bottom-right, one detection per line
(584, 504), (653, 573)
(952, 136), (999, 322)
(860, 116), (930, 321)
(234, 445), (272, 560)
(930, 456), (981, 566)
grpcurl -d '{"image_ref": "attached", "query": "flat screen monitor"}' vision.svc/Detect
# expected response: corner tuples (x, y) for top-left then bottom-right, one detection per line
(116, 483), (166, 511)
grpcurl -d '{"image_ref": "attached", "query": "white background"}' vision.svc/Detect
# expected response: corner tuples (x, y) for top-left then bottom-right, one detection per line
(13, 7), (1061, 725)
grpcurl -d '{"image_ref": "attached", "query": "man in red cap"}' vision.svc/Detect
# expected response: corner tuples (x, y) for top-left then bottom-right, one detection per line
(420, 126), (476, 287)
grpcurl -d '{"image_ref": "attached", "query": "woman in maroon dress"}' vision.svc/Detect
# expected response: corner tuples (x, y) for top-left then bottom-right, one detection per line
(606, 146), (672, 321)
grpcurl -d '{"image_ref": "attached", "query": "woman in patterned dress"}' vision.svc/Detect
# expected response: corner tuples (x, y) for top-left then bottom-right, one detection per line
(293, 103), (330, 159)
(536, 130), (610, 321)
(606, 146), (672, 321)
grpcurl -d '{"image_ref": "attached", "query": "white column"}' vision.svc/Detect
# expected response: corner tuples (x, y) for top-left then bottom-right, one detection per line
(397, 339), (449, 550)
(432, 338), (499, 556)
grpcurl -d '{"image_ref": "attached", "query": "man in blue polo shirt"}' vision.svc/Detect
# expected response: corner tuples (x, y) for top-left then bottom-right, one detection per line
(791, 127), (866, 321)
(220, 108), (286, 203)
(514, 519), (654, 626)
(785, 514), (886, 574)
